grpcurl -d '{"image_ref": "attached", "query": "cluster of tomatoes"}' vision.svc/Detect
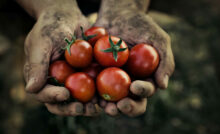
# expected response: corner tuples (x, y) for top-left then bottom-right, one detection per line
(49, 27), (159, 103)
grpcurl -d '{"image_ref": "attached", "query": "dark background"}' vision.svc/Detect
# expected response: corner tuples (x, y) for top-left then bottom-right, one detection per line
(0, 0), (220, 134)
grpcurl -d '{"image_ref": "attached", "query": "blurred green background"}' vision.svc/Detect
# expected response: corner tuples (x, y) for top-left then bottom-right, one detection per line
(0, 0), (220, 134)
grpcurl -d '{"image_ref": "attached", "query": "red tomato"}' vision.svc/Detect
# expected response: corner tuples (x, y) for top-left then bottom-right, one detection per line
(96, 67), (131, 101)
(82, 63), (102, 79)
(94, 36), (129, 67)
(65, 72), (95, 103)
(127, 44), (159, 78)
(49, 60), (74, 83)
(85, 27), (108, 46)
(64, 39), (92, 68)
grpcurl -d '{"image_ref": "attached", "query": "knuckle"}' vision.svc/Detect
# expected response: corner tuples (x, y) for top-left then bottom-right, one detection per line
(49, 93), (59, 102)
(120, 101), (132, 112)
(54, 89), (69, 102)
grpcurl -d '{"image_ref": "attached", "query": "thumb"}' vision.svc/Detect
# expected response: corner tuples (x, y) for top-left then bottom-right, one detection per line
(24, 37), (52, 93)
(154, 37), (175, 89)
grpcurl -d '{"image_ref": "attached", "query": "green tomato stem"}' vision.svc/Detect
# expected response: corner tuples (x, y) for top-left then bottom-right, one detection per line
(101, 36), (127, 62)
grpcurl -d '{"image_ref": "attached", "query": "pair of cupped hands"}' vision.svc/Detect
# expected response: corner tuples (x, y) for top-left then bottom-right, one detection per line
(24, 7), (174, 117)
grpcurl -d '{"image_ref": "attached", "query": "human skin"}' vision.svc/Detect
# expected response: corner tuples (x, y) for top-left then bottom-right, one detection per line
(17, 0), (174, 117)
(17, 0), (99, 116)
(95, 0), (175, 116)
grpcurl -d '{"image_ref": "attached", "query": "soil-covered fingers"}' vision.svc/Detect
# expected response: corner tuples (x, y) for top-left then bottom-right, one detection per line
(82, 96), (102, 116)
(130, 80), (156, 98)
(45, 94), (102, 116)
(104, 102), (118, 116)
(84, 102), (102, 116)
(33, 84), (70, 103)
(45, 102), (84, 116)
(117, 98), (147, 117)
(99, 98), (118, 116)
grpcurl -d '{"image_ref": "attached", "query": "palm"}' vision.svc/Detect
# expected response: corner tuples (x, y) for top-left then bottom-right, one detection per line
(95, 11), (174, 89)
(24, 10), (101, 116)
(94, 11), (174, 117)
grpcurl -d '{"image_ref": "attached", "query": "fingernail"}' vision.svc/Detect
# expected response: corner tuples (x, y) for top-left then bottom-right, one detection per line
(163, 75), (169, 89)
(75, 103), (84, 114)
(25, 78), (35, 92)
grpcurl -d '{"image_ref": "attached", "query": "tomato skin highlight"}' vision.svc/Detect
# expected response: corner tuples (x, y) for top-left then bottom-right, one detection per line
(96, 67), (131, 101)
(65, 40), (93, 68)
(82, 63), (102, 79)
(49, 60), (75, 83)
(85, 27), (108, 46)
(65, 72), (95, 103)
(94, 36), (129, 67)
(127, 44), (159, 78)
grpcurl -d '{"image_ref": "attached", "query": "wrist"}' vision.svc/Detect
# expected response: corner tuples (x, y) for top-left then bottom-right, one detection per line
(98, 0), (150, 17)
(36, 0), (81, 19)
(17, 0), (81, 19)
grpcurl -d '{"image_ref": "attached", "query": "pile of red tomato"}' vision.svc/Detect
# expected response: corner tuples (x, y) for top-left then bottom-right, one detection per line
(49, 27), (159, 103)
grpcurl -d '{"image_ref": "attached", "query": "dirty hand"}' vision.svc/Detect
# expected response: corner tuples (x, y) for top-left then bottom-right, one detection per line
(95, 0), (175, 117)
(23, 3), (99, 116)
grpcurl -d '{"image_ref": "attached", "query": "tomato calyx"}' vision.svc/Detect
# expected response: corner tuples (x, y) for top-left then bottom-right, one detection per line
(102, 94), (112, 101)
(80, 26), (97, 41)
(63, 35), (76, 55)
(101, 36), (127, 62)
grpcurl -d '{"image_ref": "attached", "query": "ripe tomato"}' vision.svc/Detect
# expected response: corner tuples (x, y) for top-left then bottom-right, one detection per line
(94, 36), (129, 67)
(126, 44), (159, 78)
(84, 27), (108, 46)
(65, 72), (95, 103)
(82, 63), (102, 79)
(49, 60), (74, 83)
(96, 67), (131, 101)
(64, 37), (92, 68)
